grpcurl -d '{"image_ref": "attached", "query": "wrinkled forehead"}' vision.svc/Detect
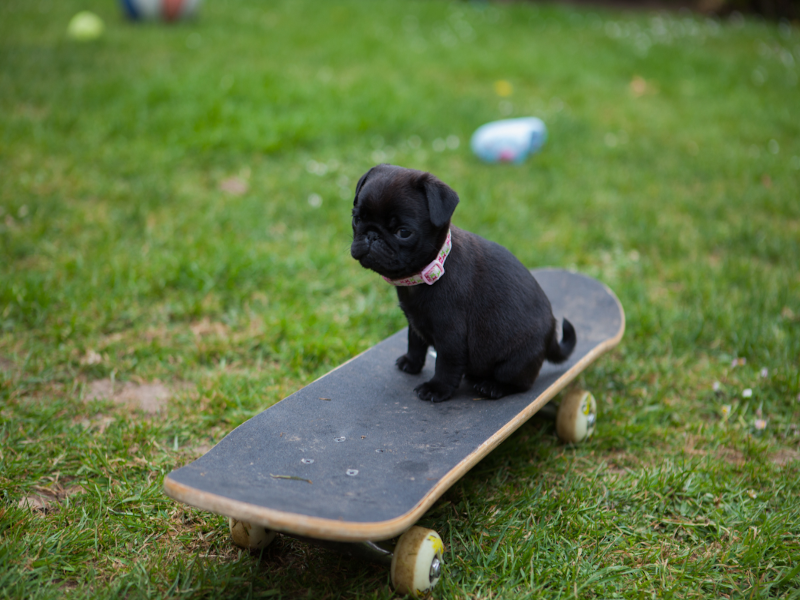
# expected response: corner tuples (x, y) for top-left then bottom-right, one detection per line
(356, 173), (427, 221)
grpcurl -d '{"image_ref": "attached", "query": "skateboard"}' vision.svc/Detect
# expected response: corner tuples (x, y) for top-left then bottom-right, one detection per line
(164, 268), (624, 597)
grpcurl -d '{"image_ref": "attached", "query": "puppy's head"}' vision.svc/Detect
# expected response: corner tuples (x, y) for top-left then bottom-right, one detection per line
(350, 164), (459, 280)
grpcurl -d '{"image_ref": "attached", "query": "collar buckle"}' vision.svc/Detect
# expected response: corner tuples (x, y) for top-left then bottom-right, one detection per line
(383, 230), (452, 287)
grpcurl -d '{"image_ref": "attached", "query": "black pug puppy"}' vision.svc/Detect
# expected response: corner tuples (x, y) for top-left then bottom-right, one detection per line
(350, 164), (576, 403)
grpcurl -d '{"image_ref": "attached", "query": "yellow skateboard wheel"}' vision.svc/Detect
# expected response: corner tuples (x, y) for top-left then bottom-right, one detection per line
(228, 518), (276, 550)
(391, 526), (444, 598)
(556, 389), (597, 443)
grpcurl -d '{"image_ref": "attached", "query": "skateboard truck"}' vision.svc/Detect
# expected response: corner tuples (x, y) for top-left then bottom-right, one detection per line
(229, 520), (444, 598)
(285, 536), (395, 564)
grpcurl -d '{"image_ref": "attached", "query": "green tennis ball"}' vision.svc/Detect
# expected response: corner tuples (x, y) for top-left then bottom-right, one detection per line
(67, 11), (105, 41)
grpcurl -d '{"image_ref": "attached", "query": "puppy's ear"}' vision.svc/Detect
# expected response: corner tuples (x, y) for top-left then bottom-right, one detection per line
(353, 167), (374, 205)
(422, 175), (459, 228)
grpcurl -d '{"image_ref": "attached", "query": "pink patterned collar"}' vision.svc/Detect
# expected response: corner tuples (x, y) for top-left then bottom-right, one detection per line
(383, 230), (452, 286)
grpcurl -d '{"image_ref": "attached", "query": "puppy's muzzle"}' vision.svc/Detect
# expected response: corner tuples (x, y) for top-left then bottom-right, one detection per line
(351, 242), (368, 260)
(350, 231), (379, 260)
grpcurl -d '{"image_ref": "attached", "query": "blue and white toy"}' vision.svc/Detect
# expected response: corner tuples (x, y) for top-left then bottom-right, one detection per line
(120, 0), (201, 21)
(470, 117), (548, 164)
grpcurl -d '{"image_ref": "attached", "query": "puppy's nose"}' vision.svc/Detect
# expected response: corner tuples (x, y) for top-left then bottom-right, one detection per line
(366, 231), (379, 243)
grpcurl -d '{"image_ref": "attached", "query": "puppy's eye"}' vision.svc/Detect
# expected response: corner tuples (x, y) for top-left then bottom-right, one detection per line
(352, 215), (360, 226)
(396, 228), (412, 239)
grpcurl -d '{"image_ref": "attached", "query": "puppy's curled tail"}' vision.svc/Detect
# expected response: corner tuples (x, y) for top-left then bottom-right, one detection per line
(546, 318), (576, 364)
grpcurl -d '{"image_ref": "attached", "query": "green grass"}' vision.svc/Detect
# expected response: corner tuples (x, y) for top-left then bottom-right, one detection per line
(1, 0), (799, 597)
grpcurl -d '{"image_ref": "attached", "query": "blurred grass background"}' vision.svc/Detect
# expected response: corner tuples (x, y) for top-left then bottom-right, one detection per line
(1, 0), (799, 598)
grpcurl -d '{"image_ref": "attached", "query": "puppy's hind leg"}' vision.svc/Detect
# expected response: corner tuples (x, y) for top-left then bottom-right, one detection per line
(396, 327), (428, 375)
(473, 352), (545, 400)
(471, 379), (521, 400)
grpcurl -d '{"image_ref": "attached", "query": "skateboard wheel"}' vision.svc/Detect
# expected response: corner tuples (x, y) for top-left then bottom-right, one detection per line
(228, 518), (276, 550)
(556, 389), (597, 443)
(390, 526), (444, 598)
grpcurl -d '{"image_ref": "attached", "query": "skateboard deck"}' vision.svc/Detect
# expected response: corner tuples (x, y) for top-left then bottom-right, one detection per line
(164, 269), (624, 542)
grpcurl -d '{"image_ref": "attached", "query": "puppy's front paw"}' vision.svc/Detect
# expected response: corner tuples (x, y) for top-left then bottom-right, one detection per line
(414, 381), (455, 403)
(396, 354), (424, 374)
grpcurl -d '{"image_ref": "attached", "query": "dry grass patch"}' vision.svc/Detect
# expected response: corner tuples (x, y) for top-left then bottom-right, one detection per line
(17, 482), (86, 513)
(771, 448), (800, 466)
(0, 355), (15, 372)
(73, 413), (117, 434)
(681, 434), (798, 467)
(84, 379), (190, 414)
(604, 450), (643, 474)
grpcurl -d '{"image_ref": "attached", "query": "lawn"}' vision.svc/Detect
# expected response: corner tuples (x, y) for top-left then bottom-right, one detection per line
(1, 0), (799, 598)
